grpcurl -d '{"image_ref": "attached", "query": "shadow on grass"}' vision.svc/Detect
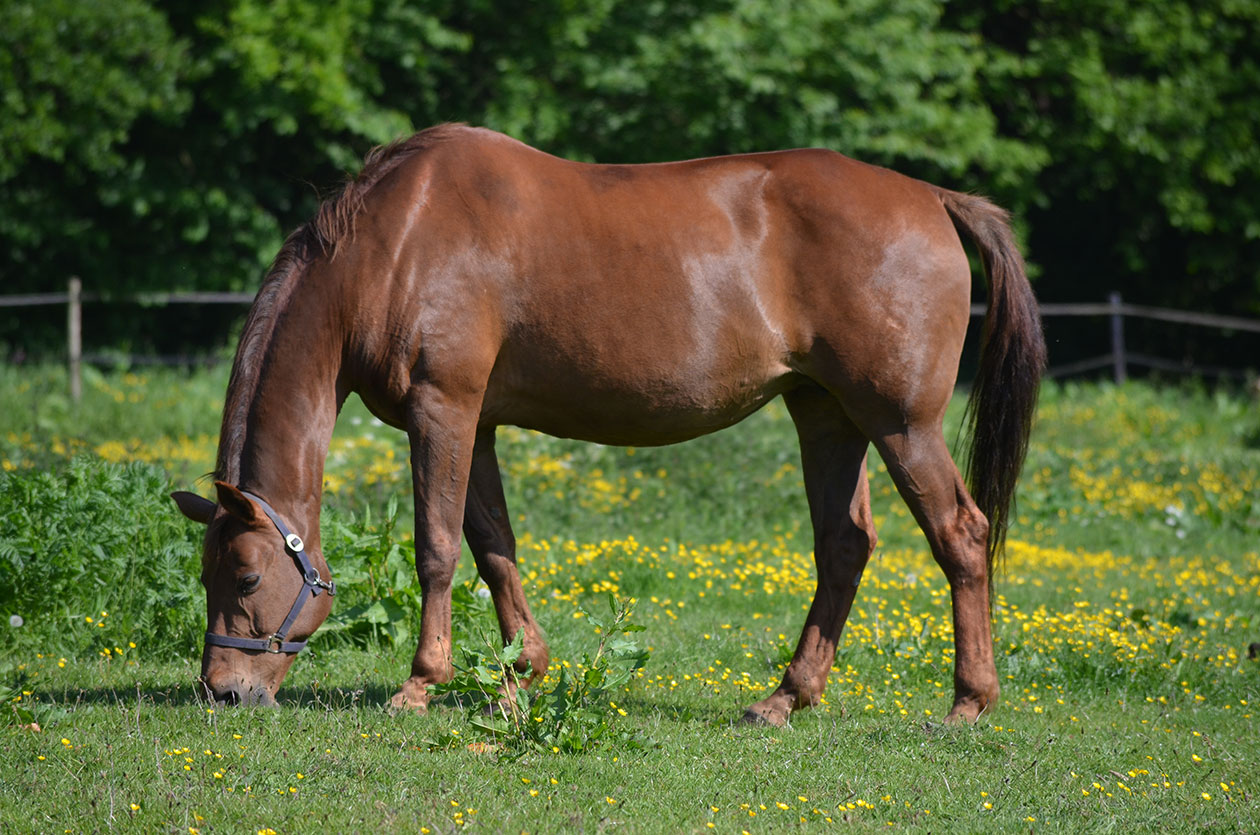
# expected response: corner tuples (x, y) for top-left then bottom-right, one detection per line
(280, 683), (405, 710)
(37, 680), (408, 712)
(616, 693), (742, 727)
(33, 672), (756, 726)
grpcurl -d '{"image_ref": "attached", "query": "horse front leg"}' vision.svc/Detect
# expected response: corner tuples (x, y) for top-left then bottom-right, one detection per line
(389, 382), (481, 713)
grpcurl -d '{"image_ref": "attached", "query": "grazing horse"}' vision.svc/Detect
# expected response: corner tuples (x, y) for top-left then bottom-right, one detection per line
(172, 124), (1044, 724)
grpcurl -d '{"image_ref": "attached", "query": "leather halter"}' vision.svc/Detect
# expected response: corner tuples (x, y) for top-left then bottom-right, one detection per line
(203, 491), (335, 654)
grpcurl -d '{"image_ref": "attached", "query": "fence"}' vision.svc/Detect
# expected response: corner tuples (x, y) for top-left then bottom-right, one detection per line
(1, 278), (254, 401)
(1001, 292), (1260, 382)
(3, 279), (1259, 401)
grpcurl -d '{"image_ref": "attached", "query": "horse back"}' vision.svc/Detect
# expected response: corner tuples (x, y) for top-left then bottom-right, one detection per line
(341, 127), (971, 441)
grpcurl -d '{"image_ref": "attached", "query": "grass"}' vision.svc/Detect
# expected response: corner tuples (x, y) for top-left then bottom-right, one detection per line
(2, 365), (1258, 832)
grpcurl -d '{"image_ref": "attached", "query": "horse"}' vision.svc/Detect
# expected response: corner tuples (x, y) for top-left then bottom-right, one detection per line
(172, 124), (1044, 724)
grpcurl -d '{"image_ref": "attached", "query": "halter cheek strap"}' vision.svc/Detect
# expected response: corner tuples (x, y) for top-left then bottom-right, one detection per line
(203, 491), (335, 655)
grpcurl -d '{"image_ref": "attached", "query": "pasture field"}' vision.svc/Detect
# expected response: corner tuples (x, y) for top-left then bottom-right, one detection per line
(2, 364), (1258, 833)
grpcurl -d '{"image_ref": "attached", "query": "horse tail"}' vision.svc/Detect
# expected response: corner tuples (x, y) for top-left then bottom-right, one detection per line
(933, 187), (1046, 582)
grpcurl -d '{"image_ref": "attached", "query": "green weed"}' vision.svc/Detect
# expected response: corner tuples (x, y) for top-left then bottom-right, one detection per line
(428, 594), (651, 757)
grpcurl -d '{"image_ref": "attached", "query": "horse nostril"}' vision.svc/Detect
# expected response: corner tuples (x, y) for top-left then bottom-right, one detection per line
(199, 676), (244, 706)
(251, 686), (279, 708)
(198, 674), (276, 707)
(210, 684), (242, 706)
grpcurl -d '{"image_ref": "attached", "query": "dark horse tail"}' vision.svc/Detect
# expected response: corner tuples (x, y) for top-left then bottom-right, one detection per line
(933, 187), (1046, 583)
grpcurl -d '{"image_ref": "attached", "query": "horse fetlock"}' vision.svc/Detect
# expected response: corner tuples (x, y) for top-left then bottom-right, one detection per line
(517, 649), (550, 685)
(778, 659), (830, 709)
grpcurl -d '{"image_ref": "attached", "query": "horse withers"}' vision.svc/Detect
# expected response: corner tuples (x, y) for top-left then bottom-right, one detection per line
(172, 124), (1044, 724)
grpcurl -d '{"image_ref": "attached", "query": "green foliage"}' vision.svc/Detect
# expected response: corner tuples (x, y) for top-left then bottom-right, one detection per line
(318, 498), (421, 648)
(0, 0), (471, 352)
(456, 0), (1042, 184)
(428, 595), (651, 757)
(318, 498), (498, 650)
(0, 0), (190, 345)
(945, 0), (1260, 313)
(0, 457), (204, 659)
(0, 0), (187, 180)
(5, 0), (1259, 365)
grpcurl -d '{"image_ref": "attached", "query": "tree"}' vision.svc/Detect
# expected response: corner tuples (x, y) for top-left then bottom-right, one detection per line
(946, 0), (1260, 317)
(0, 1), (188, 286)
(0, 0), (469, 351)
(10, 0), (1256, 365)
(435, 0), (1044, 188)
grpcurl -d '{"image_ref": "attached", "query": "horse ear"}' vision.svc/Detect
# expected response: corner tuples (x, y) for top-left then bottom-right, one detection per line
(171, 491), (216, 525)
(213, 481), (262, 525)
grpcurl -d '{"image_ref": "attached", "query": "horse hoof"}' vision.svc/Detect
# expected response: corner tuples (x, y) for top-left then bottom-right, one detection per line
(387, 690), (429, 715)
(943, 700), (989, 724)
(740, 706), (788, 727)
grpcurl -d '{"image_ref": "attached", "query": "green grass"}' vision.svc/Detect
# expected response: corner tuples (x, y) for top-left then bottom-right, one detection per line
(2, 366), (1259, 832)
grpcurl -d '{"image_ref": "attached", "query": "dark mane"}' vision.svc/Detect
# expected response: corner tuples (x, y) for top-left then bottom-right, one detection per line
(214, 124), (467, 482)
(308, 123), (468, 261)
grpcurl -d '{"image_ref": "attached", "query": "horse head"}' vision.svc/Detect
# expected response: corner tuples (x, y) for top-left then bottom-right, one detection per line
(172, 483), (334, 706)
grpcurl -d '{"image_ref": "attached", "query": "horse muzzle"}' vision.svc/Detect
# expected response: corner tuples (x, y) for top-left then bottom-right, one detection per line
(200, 675), (278, 707)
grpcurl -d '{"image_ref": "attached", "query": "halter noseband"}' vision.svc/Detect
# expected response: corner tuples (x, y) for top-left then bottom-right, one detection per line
(203, 491), (335, 655)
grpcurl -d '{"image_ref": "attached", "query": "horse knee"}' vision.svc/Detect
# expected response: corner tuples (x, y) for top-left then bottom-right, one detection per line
(415, 548), (459, 591)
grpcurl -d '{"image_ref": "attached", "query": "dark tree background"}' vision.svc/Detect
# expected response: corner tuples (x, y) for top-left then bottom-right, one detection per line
(2, 0), (1257, 370)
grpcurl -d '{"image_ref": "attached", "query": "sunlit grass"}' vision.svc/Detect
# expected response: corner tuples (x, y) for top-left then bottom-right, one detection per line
(1, 367), (1258, 832)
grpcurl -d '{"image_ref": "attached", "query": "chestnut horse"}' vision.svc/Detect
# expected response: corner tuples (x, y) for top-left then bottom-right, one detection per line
(173, 124), (1044, 724)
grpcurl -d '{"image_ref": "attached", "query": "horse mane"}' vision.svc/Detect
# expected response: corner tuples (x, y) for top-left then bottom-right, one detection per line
(214, 123), (468, 482)
(308, 123), (469, 261)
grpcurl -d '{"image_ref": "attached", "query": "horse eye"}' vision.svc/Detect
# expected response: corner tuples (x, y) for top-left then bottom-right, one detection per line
(238, 574), (261, 595)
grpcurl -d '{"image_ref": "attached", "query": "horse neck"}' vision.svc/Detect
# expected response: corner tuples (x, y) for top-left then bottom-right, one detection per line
(217, 275), (346, 549)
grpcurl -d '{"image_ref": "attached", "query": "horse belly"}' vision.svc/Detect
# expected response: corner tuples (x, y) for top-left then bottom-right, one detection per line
(482, 343), (794, 446)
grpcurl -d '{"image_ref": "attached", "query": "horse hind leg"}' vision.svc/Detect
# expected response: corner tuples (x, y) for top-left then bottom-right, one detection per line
(871, 425), (998, 721)
(462, 429), (550, 689)
(743, 386), (877, 726)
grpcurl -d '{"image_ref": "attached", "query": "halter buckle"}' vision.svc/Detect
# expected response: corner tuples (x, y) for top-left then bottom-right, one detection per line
(265, 634), (286, 654)
(303, 567), (329, 593)
(285, 533), (304, 553)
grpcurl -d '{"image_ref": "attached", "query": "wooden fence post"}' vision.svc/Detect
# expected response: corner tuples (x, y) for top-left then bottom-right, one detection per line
(68, 276), (82, 403)
(1109, 291), (1126, 384)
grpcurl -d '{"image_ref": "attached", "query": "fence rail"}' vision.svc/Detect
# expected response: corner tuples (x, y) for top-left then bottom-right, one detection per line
(4, 280), (1258, 400)
(0, 290), (256, 306)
